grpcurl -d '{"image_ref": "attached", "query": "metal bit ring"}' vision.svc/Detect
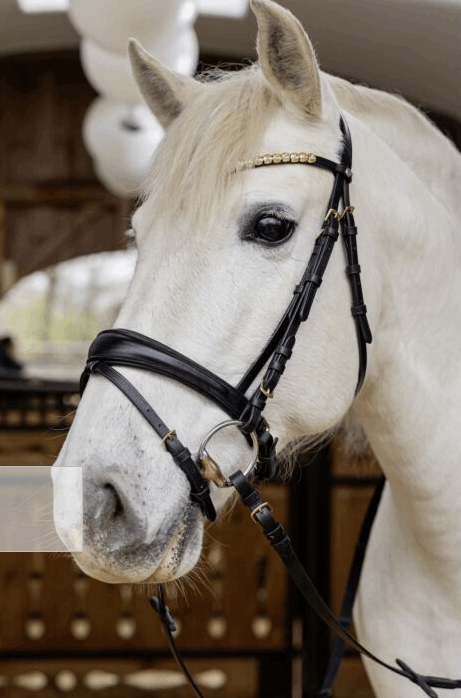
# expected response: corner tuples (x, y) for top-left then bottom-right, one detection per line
(198, 420), (259, 487)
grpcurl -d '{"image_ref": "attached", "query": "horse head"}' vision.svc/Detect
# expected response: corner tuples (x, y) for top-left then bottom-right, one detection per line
(52, 0), (377, 584)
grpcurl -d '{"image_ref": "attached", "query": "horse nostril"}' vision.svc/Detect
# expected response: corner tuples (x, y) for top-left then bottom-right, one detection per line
(103, 483), (124, 518)
(82, 479), (146, 552)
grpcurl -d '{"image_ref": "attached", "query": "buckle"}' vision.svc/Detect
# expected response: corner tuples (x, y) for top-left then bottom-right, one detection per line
(260, 382), (274, 398)
(161, 430), (177, 450)
(324, 208), (339, 222)
(250, 502), (273, 523)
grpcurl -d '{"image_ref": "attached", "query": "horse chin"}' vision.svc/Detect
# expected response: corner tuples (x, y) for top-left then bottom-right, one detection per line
(141, 530), (203, 584)
(70, 505), (204, 585)
(141, 512), (204, 584)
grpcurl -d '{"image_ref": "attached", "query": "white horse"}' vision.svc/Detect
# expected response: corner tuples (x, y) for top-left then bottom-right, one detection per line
(52, 0), (461, 694)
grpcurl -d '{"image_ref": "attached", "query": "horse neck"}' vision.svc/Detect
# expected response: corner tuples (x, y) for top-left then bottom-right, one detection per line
(350, 115), (461, 560)
(329, 74), (461, 220)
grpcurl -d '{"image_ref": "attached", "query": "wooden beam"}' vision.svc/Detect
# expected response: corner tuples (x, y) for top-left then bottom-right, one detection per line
(18, 204), (104, 278)
(2, 180), (124, 207)
(0, 192), (12, 296)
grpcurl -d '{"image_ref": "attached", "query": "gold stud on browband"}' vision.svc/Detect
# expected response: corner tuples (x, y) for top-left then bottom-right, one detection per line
(236, 151), (317, 172)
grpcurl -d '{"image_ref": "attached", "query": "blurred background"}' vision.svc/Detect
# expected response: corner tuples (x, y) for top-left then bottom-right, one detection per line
(0, 1), (459, 697)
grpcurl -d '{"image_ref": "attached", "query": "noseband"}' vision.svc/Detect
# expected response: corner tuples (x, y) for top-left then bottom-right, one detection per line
(80, 114), (372, 522)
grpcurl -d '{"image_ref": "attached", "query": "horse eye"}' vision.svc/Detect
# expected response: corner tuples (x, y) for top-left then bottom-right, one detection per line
(252, 216), (295, 245)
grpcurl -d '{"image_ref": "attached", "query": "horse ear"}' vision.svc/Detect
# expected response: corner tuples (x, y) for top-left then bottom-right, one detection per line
(251, 0), (322, 117)
(128, 38), (201, 128)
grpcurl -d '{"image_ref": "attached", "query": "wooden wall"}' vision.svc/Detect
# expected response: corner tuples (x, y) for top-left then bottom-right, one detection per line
(0, 428), (293, 697)
(0, 407), (381, 697)
(0, 50), (132, 291)
(0, 381), (381, 697)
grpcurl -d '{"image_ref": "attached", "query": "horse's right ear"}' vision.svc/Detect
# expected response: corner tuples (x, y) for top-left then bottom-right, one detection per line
(128, 38), (201, 129)
(251, 0), (322, 117)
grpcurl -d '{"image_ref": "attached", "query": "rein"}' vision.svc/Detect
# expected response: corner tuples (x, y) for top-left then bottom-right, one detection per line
(79, 115), (461, 697)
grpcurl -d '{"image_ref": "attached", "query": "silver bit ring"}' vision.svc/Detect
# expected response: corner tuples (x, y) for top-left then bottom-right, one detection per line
(198, 419), (259, 487)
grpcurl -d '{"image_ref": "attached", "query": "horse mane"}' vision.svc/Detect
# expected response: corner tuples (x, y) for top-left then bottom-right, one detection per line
(141, 65), (280, 233)
(328, 74), (461, 220)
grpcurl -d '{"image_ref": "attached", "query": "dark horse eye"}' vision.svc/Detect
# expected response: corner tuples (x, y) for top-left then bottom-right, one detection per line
(253, 216), (295, 245)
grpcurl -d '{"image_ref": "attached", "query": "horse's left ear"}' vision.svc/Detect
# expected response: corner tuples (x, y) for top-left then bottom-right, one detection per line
(251, 0), (321, 117)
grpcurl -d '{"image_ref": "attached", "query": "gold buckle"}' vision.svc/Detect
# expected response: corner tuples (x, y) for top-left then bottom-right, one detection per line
(161, 430), (176, 450)
(250, 502), (272, 523)
(260, 382), (274, 398)
(338, 205), (355, 221)
(324, 208), (339, 222)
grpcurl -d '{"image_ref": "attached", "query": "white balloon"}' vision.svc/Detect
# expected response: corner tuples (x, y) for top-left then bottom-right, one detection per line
(69, 0), (197, 55)
(159, 26), (199, 76)
(80, 28), (199, 103)
(93, 159), (141, 199)
(80, 39), (142, 104)
(82, 98), (163, 196)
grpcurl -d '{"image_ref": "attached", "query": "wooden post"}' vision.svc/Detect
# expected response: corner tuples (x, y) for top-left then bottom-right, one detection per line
(0, 192), (4, 292)
(0, 193), (18, 297)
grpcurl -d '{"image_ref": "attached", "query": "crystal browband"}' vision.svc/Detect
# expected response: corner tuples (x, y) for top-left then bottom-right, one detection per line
(236, 151), (317, 171)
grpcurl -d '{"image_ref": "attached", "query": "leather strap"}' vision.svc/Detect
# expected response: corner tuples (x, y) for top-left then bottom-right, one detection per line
(81, 329), (248, 421)
(230, 470), (461, 697)
(317, 477), (385, 697)
(150, 587), (205, 698)
(237, 117), (371, 404)
(82, 330), (279, 483)
(237, 125), (372, 437)
(87, 362), (216, 521)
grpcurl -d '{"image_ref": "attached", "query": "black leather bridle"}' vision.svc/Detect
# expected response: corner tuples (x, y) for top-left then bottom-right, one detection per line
(81, 114), (371, 522)
(79, 115), (461, 697)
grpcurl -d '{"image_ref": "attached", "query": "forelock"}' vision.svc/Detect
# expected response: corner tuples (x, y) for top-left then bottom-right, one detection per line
(140, 64), (280, 234)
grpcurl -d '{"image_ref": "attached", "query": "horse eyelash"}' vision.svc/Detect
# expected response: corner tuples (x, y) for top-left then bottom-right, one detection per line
(239, 205), (297, 243)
